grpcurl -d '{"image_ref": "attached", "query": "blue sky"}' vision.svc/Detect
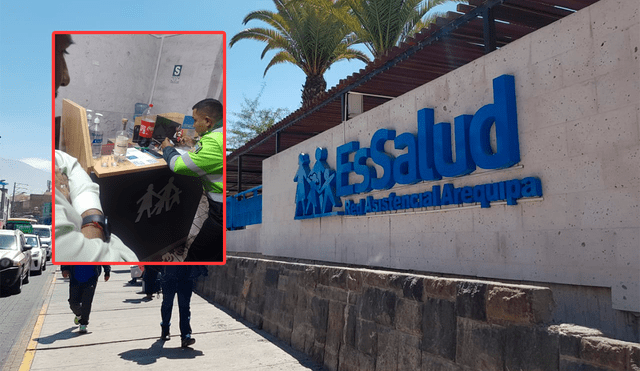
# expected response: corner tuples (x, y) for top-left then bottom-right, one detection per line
(0, 0), (457, 171)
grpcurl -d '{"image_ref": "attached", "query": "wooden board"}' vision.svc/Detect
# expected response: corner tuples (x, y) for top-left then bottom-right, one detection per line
(61, 99), (93, 173)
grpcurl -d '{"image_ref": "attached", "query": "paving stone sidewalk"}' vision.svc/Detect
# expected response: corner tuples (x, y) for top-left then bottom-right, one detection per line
(25, 267), (324, 370)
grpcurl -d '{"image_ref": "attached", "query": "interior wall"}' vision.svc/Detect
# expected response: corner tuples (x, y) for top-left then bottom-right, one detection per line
(152, 33), (225, 117)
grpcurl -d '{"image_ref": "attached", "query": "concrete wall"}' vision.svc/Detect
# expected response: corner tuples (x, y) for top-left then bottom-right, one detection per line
(227, 226), (261, 254)
(236, 0), (640, 314)
(55, 33), (224, 138)
(196, 256), (640, 371)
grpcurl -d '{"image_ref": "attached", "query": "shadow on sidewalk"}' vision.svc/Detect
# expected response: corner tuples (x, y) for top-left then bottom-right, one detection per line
(118, 339), (203, 365)
(122, 297), (153, 304)
(35, 327), (80, 344)
(195, 292), (325, 371)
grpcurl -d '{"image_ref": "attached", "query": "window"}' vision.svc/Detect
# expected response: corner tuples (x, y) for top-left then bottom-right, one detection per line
(0, 235), (17, 250)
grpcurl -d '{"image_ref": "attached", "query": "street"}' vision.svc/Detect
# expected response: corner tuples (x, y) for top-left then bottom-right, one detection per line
(0, 266), (55, 371)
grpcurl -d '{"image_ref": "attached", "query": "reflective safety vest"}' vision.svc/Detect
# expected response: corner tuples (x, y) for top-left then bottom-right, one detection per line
(167, 127), (223, 202)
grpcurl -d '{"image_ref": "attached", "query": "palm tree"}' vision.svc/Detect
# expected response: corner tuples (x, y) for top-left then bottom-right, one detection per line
(230, 0), (370, 107)
(334, 0), (462, 59)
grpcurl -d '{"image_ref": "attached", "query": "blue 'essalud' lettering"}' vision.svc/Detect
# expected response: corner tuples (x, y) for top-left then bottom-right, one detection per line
(336, 74), (520, 198)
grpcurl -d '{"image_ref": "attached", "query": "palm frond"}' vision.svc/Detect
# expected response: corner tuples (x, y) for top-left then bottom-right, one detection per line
(264, 51), (298, 76)
(231, 0), (371, 104)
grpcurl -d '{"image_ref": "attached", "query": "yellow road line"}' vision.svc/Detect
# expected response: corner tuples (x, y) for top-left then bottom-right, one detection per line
(18, 269), (58, 371)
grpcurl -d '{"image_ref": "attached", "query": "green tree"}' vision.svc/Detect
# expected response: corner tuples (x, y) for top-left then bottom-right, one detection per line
(333, 0), (461, 59)
(228, 84), (290, 151)
(230, 0), (370, 107)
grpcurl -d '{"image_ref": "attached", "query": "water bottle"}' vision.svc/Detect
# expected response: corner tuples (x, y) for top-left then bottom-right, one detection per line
(126, 117), (135, 138)
(90, 113), (104, 158)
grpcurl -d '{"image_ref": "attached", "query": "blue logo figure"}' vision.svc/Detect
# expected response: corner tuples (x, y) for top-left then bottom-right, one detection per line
(293, 153), (311, 218)
(319, 168), (341, 213)
(294, 148), (343, 219)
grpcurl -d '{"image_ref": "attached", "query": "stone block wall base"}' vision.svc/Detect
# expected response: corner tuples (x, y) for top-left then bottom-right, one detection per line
(195, 256), (640, 371)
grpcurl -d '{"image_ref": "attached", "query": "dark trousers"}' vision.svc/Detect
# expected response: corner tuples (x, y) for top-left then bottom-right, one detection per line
(143, 267), (160, 296)
(185, 198), (223, 262)
(69, 281), (97, 326)
(160, 276), (193, 339)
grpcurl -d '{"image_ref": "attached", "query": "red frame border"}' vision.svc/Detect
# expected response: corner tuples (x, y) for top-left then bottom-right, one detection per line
(52, 30), (227, 266)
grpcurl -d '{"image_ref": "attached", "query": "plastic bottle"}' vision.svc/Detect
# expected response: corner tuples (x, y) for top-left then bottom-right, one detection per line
(89, 113), (104, 159)
(86, 109), (93, 126)
(114, 118), (129, 162)
(139, 104), (155, 147)
(126, 119), (135, 138)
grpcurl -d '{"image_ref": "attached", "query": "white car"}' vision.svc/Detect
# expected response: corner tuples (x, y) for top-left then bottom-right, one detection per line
(25, 234), (46, 275)
(32, 225), (51, 261)
(0, 229), (31, 294)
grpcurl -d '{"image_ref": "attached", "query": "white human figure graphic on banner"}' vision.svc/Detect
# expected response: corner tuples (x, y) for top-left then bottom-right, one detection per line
(166, 178), (182, 211)
(135, 179), (183, 223)
(152, 177), (182, 214)
(136, 184), (160, 222)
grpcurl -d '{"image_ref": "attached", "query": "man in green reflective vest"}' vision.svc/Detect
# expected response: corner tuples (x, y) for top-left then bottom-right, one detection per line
(161, 98), (224, 262)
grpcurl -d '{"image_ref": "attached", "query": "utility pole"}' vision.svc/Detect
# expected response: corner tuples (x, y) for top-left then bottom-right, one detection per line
(0, 179), (7, 221)
(11, 182), (30, 219)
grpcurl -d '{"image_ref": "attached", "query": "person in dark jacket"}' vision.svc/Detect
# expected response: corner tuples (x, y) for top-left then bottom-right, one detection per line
(61, 265), (110, 333)
(160, 265), (207, 347)
(143, 265), (161, 300)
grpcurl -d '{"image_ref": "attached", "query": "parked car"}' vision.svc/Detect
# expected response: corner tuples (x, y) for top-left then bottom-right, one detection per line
(25, 234), (46, 275)
(32, 224), (51, 261)
(0, 229), (31, 294)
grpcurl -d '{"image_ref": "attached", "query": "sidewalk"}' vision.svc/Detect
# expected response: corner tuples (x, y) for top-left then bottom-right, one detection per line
(23, 267), (324, 370)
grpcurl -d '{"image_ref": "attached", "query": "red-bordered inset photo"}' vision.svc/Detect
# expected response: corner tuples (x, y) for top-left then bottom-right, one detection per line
(52, 31), (226, 265)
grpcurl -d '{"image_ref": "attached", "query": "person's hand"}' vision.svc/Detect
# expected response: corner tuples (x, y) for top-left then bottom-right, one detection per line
(62, 270), (70, 278)
(104, 275), (110, 282)
(55, 166), (70, 202)
(161, 137), (174, 150)
(182, 136), (197, 148)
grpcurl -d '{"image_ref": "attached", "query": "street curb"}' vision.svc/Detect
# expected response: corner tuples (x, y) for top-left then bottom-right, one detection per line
(18, 267), (58, 371)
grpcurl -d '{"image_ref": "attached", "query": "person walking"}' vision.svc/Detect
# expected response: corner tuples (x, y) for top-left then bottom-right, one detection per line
(159, 265), (207, 347)
(61, 265), (111, 333)
(143, 265), (161, 300)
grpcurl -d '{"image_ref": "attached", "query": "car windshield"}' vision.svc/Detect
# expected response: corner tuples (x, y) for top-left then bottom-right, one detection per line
(34, 227), (50, 238)
(26, 237), (39, 246)
(0, 235), (17, 250)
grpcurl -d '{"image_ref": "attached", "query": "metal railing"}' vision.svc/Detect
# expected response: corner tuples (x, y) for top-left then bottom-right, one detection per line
(226, 185), (262, 230)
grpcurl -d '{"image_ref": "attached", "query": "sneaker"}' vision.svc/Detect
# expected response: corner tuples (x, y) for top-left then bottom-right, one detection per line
(74, 316), (80, 325)
(79, 325), (87, 334)
(181, 336), (195, 348)
(161, 329), (170, 341)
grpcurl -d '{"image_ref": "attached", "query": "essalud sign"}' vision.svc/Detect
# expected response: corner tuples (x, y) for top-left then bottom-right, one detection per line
(293, 74), (543, 220)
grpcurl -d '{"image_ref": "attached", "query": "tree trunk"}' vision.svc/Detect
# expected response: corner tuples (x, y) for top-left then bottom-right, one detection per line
(301, 74), (327, 107)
